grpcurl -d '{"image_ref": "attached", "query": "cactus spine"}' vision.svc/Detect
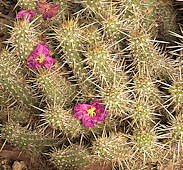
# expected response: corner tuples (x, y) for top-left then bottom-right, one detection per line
(17, 0), (37, 10)
(1, 122), (54, 154)
(0, 49), (36, 108)
(50, 144), (93, 169)
(36, 69), (78, 106)
(9, 20), (39, 64)
(92, 133), (130, 164)
(53, 19), (96, 97)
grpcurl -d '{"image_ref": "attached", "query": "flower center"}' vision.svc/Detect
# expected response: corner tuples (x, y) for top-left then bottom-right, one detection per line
(45, 7), (51, 12)
(36, 55), (46, 63)
(86, 107), (96, 117)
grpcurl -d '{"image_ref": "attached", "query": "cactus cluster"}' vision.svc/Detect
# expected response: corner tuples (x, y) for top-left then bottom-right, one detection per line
(1, 0), (183, 169)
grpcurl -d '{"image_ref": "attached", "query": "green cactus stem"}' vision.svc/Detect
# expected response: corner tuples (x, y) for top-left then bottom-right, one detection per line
(99, 79), (132, 118)
(167, 79), (183, 114)
(36, 69), (78, 106)
(53, 19), (96, 97)
(50, 144), (93, 170)
(0, 49), (37, 108)
(129, 98), (159, 128)
(0, 106), (30, 124)
(1, 121), (55, 154)
(9, 20), (39, 64)
(17, 0), (37, 10)
(166, 113), (183, 165)
(42, 105), (85, 138)
(128, 31), (173, 78)
(156, 0), (178, 41)
(130, 126), (165, 165)
(84, 43), (124, 87)
(92, 133), (131, 165)
(132, 72), (162, 107)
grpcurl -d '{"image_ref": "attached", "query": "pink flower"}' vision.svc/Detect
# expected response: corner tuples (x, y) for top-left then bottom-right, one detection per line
(27, 43), (56, 70)
(36, 2), (61, 20)
(73, 100), (108, 128)
(16, 9), (36, 22)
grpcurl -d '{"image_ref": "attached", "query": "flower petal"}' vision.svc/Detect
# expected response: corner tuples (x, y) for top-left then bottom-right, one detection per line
(82, 115), (95, 128)
(27, 43), (56, 70)
(16, 10), (36, 22)
(36, 2), (61, 20)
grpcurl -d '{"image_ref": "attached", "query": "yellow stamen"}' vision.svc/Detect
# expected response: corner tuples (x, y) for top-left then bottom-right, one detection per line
(36, 55), (46, 63)
(86, 107), (96, 117)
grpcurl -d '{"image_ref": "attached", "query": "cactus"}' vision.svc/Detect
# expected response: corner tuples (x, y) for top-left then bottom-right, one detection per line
(1, 121), (55, 154)
(128, 31), (174, 78)
(0, 49), (37, 108)
(168, 79), (183, 113)
(50, 144), (93, 170)
(17, 0), (37, 10)
(99, 79), (132, 118)
(9, 20), (39, 64)
(166, 113), (183, 166)
(42, 104), (85, 138)
(92, 133), (131, 164)
(1, 0), (183, 169)
(0, 106), (30, 124)
(0, 86), (14, 108)
(156, 0), (178, 41)
(36, 68), (78, 106)
(129, 98), (158, 128)
(53, 19), (96, 98)
(130, 126), (165, 165)
(84, 42), (125, 87)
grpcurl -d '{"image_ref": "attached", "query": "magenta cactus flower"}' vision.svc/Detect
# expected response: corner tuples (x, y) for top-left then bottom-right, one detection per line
(36, 2), (61, 20)
(27, 43), (56, 70)
(73, 100), (108, 128)
(16, 9), (36, 22)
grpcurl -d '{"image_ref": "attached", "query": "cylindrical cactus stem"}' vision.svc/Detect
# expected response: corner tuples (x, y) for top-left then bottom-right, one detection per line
(128, 98), (159, 128)
(42, 104), (85, 138)
(130, 126), (165, 165)
(42, 104), (115, 138)
(81, 1), (127, 46)
(128, 31), (174, 78)
(17, 0), (37, 10)
(9, 20), (39, 64)
(165, 76), (183, 114)
(50, 144), (93, 170)
(83, 24), (102, 47)
(0, 105), (30, 124)
(53, 19), (96, 97)
(132, 72), (162, 107)
(79, 0), (107, 18)
(0, 49), (37, 109)
(36, 69), (78, 107)
(98, 79), (132, 118)
(102, 15), (125, 45)
(122, 0), (158, 36)
(1, 121), (55, 154)
(53, 0), (70, 21)
(0, 86), (14, 108)
(92, 132), (131, 166)
(156, 0), (178, 41)
(84, 42), (123, 87)
(79, 0), (121, 21)
(165, 113), (183, 165)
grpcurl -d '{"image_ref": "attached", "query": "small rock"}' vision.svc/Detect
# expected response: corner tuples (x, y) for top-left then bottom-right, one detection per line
(0, 159), (11, 170)
(12, 161), (28, 170)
